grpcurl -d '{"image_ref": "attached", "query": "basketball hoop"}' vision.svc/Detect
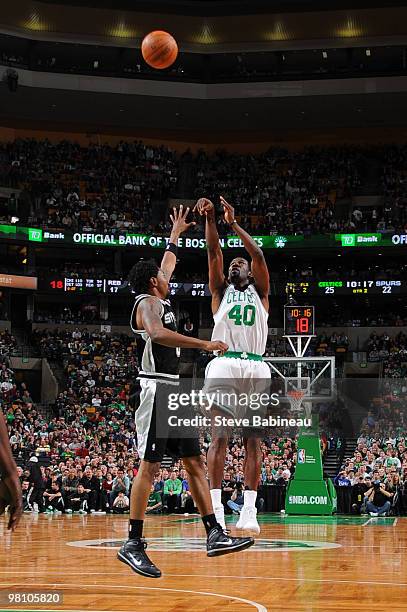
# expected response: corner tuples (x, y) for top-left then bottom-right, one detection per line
(287, 389), (305, 413)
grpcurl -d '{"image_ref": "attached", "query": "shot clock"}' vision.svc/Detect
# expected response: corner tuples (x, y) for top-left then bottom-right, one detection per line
(284, 305), (315, 336)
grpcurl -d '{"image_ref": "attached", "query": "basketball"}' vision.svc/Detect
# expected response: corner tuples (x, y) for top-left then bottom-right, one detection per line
(141, 30), (178, 70)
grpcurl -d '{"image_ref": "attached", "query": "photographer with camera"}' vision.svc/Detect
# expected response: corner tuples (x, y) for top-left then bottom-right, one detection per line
(227, 482), (244, 515)
(364, 479), (393, 516)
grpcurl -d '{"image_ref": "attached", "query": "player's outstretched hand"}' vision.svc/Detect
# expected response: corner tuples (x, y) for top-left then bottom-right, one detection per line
(220, 196), (235, 224)
(194, 198), (214, 217)
(169, 204), (196, 236)
(203, 340), (228, 355)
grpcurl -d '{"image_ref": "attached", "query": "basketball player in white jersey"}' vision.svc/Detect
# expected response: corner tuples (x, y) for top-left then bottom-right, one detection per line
(195, 196), (270, 534)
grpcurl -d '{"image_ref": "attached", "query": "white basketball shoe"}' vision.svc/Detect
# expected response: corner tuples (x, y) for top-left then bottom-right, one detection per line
(236, 506), (260, 534)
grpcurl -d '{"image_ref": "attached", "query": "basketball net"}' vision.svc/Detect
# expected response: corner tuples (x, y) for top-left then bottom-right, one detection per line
(287, 389), (306, 413)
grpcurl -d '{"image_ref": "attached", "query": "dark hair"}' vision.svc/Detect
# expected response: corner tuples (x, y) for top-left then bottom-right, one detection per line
(128, 259), (160, 295)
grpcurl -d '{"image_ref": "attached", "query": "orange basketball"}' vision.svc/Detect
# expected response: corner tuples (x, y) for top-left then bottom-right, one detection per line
(141, 30), (178, 70)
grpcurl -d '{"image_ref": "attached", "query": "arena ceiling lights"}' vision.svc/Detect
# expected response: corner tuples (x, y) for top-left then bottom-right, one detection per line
(1, 1), (407, 52)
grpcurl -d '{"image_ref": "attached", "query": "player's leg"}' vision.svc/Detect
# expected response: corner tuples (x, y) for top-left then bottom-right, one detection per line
(203, 357), (236, 529)
(118, 458), (163, 578)
(206, 413), (229, 529)
(118, 380), (164, 578)
(236, 436), (261, 534)
(236, 361), (270, 534)
(130, 459), (160, 521)
(182, 454), (255, 557)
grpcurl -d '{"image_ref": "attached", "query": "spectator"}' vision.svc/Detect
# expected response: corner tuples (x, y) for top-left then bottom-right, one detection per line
(227, 482), (244, 515)
(145, 484), (163, 515)
(364, 481), (393, 516)
(163, 471), (182, 513)
(43, 482), (64, 514)
(66, 484), (89, 514)
(112, 491), (130, 514)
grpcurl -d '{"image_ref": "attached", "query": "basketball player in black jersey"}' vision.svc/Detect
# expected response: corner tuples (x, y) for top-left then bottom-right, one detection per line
(118, 206), (254, 578)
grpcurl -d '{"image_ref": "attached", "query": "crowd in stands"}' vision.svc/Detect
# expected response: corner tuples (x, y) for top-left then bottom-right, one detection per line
(1, 140), (407, 236)
(2, 326), (304, 515)
(7, 329), (137, 513)
(194, 147), (361, 235)
(0, 139), (178, 232)
(0, 331), (18, 406)
(318, 310), (407, 327)
(366, 332), (407, 378)
(335, 391), (407, 516)
(264, 332), (349, 358)
(33, 304), (101, 324)
(4, 321), (407, 516)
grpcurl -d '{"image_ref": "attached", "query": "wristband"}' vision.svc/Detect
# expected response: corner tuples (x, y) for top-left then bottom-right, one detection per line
(228, 219), (237, 226)
(166, 242), (178, 255)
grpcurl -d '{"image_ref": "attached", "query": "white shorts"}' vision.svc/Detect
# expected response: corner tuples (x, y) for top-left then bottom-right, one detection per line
(203, 356), (271, 419)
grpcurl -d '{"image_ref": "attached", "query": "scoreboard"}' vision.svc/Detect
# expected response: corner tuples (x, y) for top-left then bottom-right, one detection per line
(44, 277), (210, 296)
(286, 279), (404, 296)
(41, 275), (404, 297)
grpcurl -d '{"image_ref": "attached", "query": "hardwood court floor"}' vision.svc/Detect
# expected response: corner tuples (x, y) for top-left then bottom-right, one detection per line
(1, 513), (407, 612)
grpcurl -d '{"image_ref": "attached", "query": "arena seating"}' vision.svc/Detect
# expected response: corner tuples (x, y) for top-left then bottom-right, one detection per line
(1, 140), (407, 234)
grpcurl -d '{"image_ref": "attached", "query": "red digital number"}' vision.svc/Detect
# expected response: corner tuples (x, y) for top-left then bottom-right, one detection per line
(50, 280), (63, 289)
(296, 317), (309, 333)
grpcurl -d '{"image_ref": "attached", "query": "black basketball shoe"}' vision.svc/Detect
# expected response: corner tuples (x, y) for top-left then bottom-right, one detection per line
(118, 538), (161, 578)
(206, 525), (255, 557)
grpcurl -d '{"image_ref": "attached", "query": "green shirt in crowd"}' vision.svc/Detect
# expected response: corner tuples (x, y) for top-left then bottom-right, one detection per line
(147, 491), (162, 508)
(164, 478), (182, 495)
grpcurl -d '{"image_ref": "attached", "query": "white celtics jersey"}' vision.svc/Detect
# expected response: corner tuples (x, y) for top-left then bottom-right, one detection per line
(212, 284), (268, 354)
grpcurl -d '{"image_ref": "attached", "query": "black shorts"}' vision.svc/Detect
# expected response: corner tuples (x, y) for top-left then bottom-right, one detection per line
(134, 377), (201, 463)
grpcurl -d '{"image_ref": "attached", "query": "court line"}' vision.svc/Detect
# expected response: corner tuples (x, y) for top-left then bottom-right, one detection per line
(0, 583), (266, 612)
(393, 518), (399, 527)
(2, 573), (407, 589)
(166, 574), (407, 588)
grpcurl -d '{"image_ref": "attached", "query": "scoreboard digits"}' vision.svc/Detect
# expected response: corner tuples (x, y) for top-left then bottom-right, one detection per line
(286, 279), (403, 296)
(284, 305), (315, 337)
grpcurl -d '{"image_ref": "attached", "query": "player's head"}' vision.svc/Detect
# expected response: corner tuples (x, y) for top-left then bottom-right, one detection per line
(228, 257), (251, 287)
(128, 259), (169, 298)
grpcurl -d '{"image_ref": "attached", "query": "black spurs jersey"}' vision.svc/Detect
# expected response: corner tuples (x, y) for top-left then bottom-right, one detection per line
(130, 294), (180, 381)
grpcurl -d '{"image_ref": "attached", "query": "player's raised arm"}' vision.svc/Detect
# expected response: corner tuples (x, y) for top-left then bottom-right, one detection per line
(160, 205), (195, 282)
(220, 196), (269, 308)
(195, 198), (226, 310)
(0, 409), (22, 531)
(139, 297), (228, 353)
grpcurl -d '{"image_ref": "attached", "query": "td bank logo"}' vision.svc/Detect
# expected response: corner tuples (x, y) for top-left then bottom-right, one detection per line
(28, 228), (43, 242)
(341, 234), (355, 246)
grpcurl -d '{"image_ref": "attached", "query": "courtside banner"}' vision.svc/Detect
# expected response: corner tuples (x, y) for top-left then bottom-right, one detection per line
(0, 224), (406, 250)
